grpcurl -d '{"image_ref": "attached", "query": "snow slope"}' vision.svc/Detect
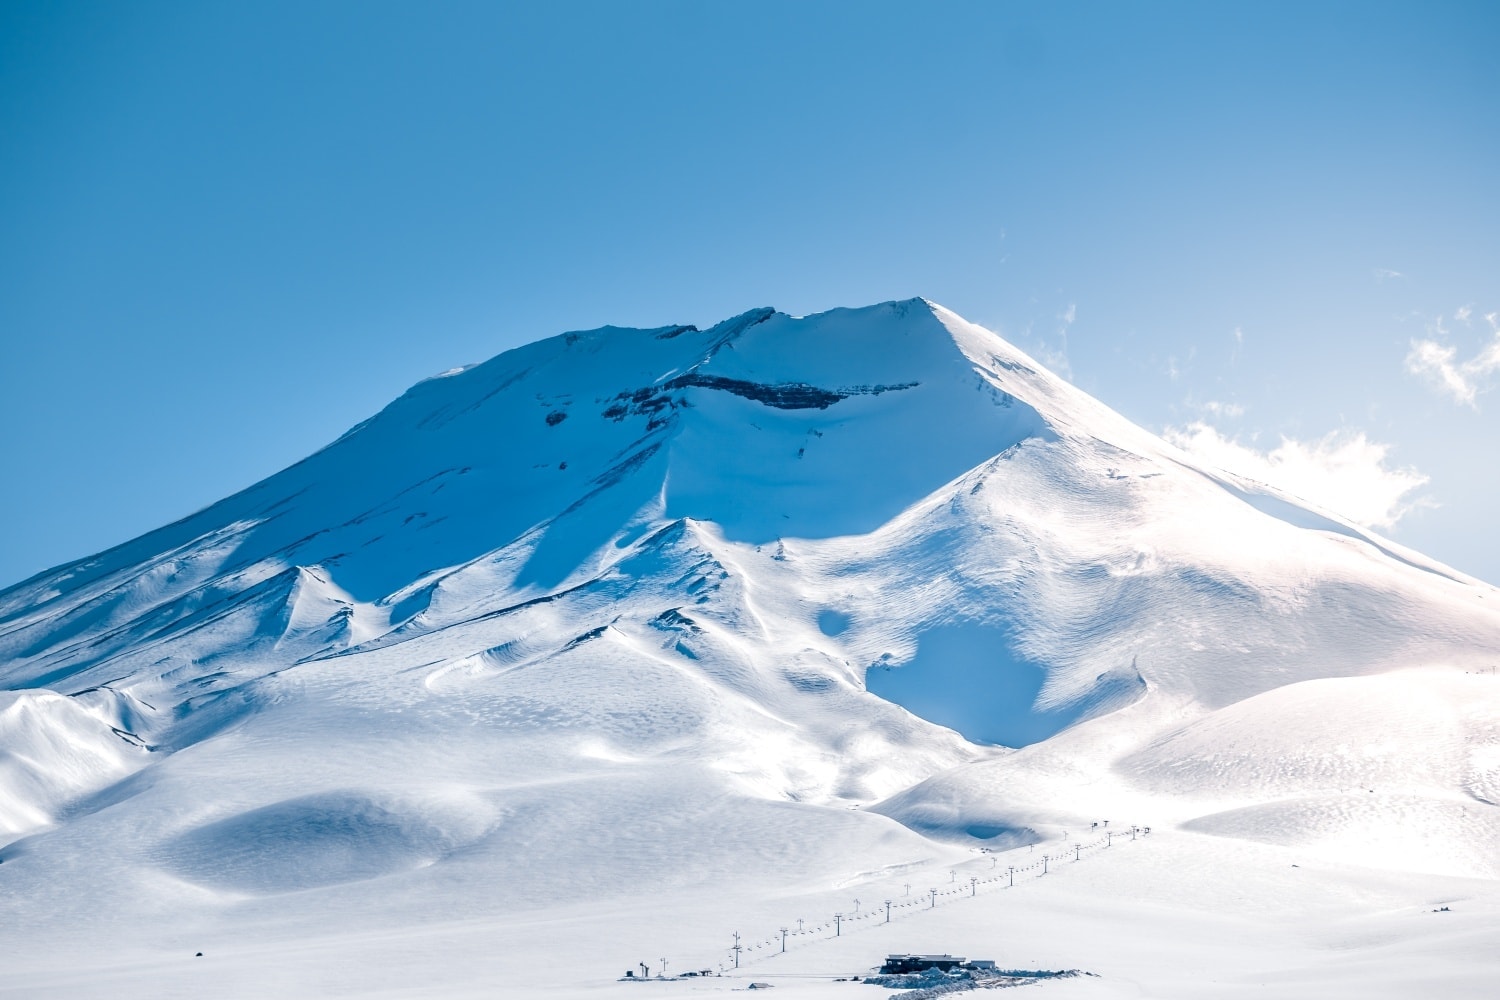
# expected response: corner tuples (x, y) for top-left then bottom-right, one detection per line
(1, 298), (1498, 998)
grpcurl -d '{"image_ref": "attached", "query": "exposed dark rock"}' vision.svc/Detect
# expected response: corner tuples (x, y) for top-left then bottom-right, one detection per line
(651, 608), (700, 632)
(990, 355), (1036, 376)
(599, 373), (918, 424)
(563, 624), (610, 650)
(664, 373), (916, 409)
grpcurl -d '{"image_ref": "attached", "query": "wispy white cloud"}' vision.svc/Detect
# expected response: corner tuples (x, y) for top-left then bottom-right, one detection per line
(1034, 343), (1072, 380)
(1200, 400), (1245, 419)
(1163, 422), (1429, 529)
(1023, 322), (1071, 380)
(1163, 345), (1197, 383)
(1028, 303), (1077, 380)
(1405, 308), (1500, 408)
(1374, 267), (1404, 281)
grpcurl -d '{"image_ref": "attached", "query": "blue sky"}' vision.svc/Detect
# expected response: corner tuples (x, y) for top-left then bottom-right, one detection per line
(2, 1), (1497, 586)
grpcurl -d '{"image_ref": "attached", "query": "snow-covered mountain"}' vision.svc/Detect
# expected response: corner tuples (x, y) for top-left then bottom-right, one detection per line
(2, 299), (1498, 999)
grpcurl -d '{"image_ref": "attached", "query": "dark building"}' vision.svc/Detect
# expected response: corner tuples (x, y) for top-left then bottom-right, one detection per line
(880, 954), (967, 974)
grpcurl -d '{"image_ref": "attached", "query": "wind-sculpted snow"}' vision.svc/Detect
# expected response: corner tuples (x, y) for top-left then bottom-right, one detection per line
(0, 689), (151, 837)
(156, 789), (495, 894)
(1, 298), (1499, 998)
(863, 624), (1147, 748)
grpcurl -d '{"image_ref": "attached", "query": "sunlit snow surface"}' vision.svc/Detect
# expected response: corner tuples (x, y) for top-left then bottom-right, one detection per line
(2, 299), (1499, 998)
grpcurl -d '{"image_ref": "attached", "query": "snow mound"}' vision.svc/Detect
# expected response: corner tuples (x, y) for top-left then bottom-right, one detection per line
(1183, 791), (1500, 879)
(157, 791), (468, 894)
(0, 689), (150, 839)
(1120, 672), (1475, 797)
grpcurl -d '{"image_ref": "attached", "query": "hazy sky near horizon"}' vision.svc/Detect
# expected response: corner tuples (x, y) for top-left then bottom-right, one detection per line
(3, 1), (1498, 586)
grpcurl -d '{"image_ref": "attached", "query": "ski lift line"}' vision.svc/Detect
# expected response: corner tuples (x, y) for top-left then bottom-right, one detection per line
(711, 825), (1151, 970)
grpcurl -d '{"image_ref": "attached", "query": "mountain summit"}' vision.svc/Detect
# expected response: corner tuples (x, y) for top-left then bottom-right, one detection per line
(2, 300), (1498, 997)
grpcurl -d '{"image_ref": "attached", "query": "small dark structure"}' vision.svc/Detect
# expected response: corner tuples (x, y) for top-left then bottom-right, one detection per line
(880, 954), (974, 974)
(871, 958), (1085, 989)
